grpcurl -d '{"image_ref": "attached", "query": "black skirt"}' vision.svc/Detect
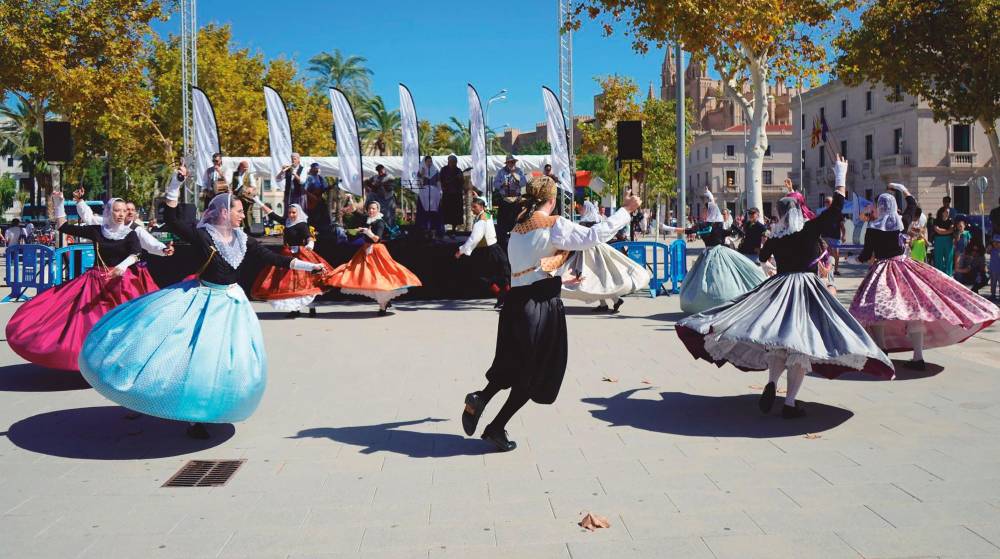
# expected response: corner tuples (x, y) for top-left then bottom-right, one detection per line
(485, 276), (567, 404)
(468, 243), (511, 289)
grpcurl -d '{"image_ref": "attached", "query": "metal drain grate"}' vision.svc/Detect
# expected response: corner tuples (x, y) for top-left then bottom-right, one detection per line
(162, 460), (246, 487)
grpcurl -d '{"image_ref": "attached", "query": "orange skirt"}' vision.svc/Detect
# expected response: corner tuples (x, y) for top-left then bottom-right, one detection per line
(251, 246), (336, 301)
(328, 243), (422, 292)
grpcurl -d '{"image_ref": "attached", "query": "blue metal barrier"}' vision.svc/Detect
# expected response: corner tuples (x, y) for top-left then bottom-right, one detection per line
(669, 239), (688, 294)
(52, 244), (96, 286)
(3, 244), (55, 302)
(611, 240), (670, 297)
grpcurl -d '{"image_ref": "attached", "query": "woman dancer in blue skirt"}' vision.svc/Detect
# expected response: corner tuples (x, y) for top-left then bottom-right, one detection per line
(79, 163), (326, 438)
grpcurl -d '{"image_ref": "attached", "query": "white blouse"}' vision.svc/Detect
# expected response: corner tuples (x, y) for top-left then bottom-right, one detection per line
(508, 207), (631, 287)
(458, 214), (498, 256)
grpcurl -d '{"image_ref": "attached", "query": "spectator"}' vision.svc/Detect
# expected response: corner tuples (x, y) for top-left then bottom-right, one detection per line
(933, 207), (955, 275)
(990, 234), (1000, 300)
(818, 196), (846, 276)
(23, 220), (34, 242)
(5, 219), (25, 246)
(735, 207), (768, 264)
(990, 196), (1000, 236)
(954, 235), (988, 293)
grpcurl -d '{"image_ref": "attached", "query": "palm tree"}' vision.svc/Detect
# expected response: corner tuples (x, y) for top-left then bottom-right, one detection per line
(446, 117), (501, 155)
(0, 99), (47, 205)
(307, 50), (374, 103)
(359, 96), (400, 156)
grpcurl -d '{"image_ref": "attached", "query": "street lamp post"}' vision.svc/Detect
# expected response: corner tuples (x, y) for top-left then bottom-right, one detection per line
(484, 89), (507, 206)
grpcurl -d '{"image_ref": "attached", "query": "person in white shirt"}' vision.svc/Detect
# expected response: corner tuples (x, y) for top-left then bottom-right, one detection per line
(5, 219), (25, 246)
(416, 156), (443, 237)
(72, 189), (174, 257)
(455, 197), (510, 308)
(461, 176), (640, 452)
(22, 221), (34, 242)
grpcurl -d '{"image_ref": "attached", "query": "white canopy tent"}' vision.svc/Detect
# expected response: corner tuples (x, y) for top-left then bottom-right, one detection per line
(218, 154), (556, 196)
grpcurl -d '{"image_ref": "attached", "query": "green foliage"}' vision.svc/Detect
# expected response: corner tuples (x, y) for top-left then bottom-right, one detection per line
(359, 96), (401, 156)
(0, 175), (17, 213)
(515, 139), (552, 155)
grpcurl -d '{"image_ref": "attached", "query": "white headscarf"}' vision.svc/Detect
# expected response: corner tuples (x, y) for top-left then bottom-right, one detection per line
(286, 203), (308, 227)
(197, 193), (248, 270)
(580, 200), (602, 223)
(869, 193), (904, 232)
(771, 196), (805, 238)
(705, 203), (724, 224)
(100, 198), (132, 241)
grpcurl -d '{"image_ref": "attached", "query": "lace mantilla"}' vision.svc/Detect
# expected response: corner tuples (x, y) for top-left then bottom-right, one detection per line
(201, 224), (248, 270)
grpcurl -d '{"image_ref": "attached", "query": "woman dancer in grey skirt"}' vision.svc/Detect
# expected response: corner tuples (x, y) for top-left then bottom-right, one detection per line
(676, 156), (893, 418)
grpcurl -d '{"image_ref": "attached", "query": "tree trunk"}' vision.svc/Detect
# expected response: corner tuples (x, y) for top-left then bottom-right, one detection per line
(981, 118), (1000, 208)
(744, 58), (769, 213)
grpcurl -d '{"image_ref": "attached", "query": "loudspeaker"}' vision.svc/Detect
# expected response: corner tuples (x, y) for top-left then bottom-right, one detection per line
(43, 121), (74, 162)
(616, 120), (643, 160)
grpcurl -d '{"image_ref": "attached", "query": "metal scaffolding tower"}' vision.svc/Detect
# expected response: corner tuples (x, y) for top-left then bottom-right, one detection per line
(557, 0), (574, 218)
(180, 0), (198, 203)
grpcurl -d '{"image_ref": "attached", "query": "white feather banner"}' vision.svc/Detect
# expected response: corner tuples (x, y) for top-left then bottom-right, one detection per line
(329, 88), (364, 196)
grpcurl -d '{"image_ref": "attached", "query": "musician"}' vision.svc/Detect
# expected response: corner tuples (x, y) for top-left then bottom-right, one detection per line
(416, 156), (443, 237)
(439, 154), (465, 235)
(232, 160), (258, 234)
(364, 164), (396, 224)
(304, 163), (332, 235)
(201, 152), (226, 210)
(492, 154), (526, 242)
(276, 152), (305, 210)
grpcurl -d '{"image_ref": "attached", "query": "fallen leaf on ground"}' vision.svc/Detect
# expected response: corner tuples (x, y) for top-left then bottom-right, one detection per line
(804, 433), (822, 440)
(579, 512), (611, 531)
(749, 385), (764, 390)
(640, 378), (653, 384)
(602, 376), (619, 383)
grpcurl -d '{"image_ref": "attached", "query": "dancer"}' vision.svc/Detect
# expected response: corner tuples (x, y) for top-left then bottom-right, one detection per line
(662, 190), (766, 314)
(251, 202), (336, 318)
(6, 195), (158, 371)
(555, 202), (651, 314)
(455, 197), (510, 309)
(677, 157), (894, 418)
(73, 189), (174, 257)
(79, 164), (326, 439)
(461, 176), (640, 451)
(327, 200), (422, 315)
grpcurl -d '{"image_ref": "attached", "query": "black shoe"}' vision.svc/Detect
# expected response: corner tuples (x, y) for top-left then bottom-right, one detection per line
(612, 299), (625, 313)
(285, 310), (301, 319)
(481, 427), (517, 452)
(462, 392), (485, 436)
(781, 403), (807, 419)
(834, 270), (842, 276)
(494, 300), (504, 309)
(186, 423), (210, 439)
(906, 359), (927, 371)
(386, 301), (392, 309)
(378, 308), (388, 316)
(593, 304), (610, 313)
(759, 382), (777, 414)
(309, 307), (317, 317)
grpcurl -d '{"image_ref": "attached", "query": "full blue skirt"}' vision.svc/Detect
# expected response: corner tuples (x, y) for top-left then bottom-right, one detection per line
(680, 245), (766, 314)
(79, 280), (267, 423)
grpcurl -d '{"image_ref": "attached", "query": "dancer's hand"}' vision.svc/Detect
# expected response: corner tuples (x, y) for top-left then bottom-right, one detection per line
(107, 266), (124, 278)
(834, 155), (849, 189)
(454, 250), (462, 259)
(623, 194), (641, 213)
(310, 263), (326, 274)
(163, 241), (175, 256)
(563, 276), (584, 286)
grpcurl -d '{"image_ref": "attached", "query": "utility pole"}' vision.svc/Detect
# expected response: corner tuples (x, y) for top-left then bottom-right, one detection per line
(180, 0), (198, 204)
(558, 0), (574, 219)
(676, 41), (686, 230)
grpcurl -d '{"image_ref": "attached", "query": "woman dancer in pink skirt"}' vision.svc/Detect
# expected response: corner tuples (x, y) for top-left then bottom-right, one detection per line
(849, 183), (1000, 370)
(6, 193), (161, 371)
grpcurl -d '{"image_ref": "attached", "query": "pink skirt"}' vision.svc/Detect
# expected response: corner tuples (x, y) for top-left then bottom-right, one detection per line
(849, 256), (1000, 352)
(6, 266), (159, 371)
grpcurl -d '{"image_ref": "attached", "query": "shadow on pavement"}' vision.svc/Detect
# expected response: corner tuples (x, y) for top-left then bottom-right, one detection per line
(810, 359), (944, 381)
(645, 311), (688, 323)
(0, 364), (92, 392)
(290, 418), (493, 457)
(7, 406), (234, 459)
(583, 388), (853, 438)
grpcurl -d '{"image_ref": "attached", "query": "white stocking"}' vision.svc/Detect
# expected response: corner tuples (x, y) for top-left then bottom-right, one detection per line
(870, 324), (886, 350)
(907, 321), (925, 362)
(785, 365), (806, 406)
(767, 352), (786, 385)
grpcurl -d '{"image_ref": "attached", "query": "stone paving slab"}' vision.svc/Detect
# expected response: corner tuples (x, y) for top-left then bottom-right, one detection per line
(1, 255), (1000, 558)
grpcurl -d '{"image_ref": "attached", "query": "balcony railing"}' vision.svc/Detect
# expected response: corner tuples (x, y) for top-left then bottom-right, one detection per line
(879, 153), (913, 170)
(947, 152), (977, 167)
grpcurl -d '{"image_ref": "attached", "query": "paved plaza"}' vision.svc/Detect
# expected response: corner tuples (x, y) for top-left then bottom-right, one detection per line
(1, 246), (1000, 559)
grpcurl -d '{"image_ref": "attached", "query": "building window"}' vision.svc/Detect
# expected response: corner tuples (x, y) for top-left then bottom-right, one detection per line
(725, 170), (737, 188)
(263, 179), (272, 192)
(953, 124), (972, 152)
(865, 90), (873, 111)
(865, 134), (873, 160)
(801, 114), (805, 130)
(840, 99), (847, 118)
(725, 144), (735, 157)
(840, 140), (848, 158)
(893, 84), (903, 99)
(763, 170), (773, 185)
(696, 173), (700, 188)
(819, 147), (826, 168)
(893, 128), (903, 154)
(5, 156), (12, 167)
(705, 172), (709, 186)
(704, 147), (709, 159)
(764, 145), (772, 157)
(688, 176), (692, 189)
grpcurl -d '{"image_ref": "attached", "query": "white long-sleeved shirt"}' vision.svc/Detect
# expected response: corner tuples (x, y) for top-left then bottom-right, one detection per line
(76, 201), (168, 256)
(458, 213), (498, 256)
(508, 207), (632, 287)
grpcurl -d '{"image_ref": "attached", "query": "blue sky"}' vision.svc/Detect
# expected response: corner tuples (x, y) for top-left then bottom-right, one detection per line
(152, 0), (680, 131)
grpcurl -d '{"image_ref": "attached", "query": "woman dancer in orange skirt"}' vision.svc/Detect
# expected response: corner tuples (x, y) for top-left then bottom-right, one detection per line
(251, 202), (336, 318)
(328, 200), (422, 315)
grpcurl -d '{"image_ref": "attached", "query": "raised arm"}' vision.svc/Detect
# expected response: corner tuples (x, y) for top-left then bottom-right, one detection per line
(162, 163), (202, 244)
(135, 226), (169, 256)
(73, 190), (101, 225)
(551, 197), (640, 251)
(889, 183), (919, 230)
(803, 156), (847, 238)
